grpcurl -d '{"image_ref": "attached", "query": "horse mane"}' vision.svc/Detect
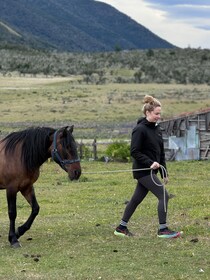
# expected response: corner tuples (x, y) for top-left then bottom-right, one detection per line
(2, 127), (55, 172)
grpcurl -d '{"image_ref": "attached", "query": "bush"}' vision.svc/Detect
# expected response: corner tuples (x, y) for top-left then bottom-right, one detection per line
(105, 142), (130, 162)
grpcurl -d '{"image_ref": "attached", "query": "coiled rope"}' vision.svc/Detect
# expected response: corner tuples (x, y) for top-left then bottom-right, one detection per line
(83, 165), (168, 212)
(150, 165), (168, 212)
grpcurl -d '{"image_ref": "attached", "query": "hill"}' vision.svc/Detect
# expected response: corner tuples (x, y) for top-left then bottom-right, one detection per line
(1, 47), (210, 85)
(0, 0), (175, 52)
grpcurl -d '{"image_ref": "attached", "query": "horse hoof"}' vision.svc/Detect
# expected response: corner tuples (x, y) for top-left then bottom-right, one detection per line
(11, 242), (22, 248)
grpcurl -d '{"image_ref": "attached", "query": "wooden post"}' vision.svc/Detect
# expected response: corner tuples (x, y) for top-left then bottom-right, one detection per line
(79, 141), (84, 159)
(92, 138), (97, 160)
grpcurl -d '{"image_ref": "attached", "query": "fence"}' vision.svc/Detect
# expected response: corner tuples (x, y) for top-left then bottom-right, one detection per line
(77, 139), (130, 160)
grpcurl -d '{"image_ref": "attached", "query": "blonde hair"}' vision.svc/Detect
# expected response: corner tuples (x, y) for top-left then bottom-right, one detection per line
(142, 95), (161, 115)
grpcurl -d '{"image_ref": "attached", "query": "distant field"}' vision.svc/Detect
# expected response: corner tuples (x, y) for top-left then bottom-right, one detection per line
(0, 76), (210, 138)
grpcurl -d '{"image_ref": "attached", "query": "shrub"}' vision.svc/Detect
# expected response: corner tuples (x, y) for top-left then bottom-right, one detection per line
(105, 142), (130, 162)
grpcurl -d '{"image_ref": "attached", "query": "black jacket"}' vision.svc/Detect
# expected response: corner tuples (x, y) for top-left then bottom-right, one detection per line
(130, 117), (167, 179)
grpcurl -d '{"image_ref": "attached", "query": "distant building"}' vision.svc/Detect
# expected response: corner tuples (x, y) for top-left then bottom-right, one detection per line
(159, 108), (210, 161)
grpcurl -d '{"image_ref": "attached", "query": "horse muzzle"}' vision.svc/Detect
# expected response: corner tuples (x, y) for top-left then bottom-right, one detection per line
(68, 167), (81, 181)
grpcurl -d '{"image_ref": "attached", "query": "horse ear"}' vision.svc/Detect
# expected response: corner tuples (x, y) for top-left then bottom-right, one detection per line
(61, 126), (69, 137)
(62, 126), (74, 137)
(69, 125), (74, 133)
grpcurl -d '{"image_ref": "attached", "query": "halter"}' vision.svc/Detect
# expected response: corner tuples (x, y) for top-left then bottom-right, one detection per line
(51, 129), (80, 172)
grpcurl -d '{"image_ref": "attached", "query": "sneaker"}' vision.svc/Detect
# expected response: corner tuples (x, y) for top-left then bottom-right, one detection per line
(114, 226), (133, 237)
(157, 227), (181, 239)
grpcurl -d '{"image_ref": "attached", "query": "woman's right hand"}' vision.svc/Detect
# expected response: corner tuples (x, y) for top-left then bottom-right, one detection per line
(150, 162), (160, 170)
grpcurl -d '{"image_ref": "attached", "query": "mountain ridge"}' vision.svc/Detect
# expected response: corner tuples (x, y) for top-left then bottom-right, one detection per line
(0, 0), (176, 52)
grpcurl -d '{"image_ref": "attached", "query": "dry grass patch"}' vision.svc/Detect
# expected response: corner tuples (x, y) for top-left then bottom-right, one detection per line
(0, 77), (210, 138)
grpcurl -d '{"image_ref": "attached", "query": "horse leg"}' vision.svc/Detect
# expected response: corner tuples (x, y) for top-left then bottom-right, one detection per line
(6, 188), (20, 248)
(16, 186), (40, 240)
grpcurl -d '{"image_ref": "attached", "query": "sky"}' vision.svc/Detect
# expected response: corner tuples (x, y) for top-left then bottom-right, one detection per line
(95, 0), (210, 49)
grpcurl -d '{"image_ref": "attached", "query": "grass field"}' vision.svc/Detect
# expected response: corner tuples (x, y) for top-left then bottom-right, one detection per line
(1, 76), (210, 139)
(0, 160), (209, 280)
(0, 77), (209, 279)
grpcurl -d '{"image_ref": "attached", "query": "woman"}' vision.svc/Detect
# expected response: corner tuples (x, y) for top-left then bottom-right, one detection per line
(114, 95), (180, 238)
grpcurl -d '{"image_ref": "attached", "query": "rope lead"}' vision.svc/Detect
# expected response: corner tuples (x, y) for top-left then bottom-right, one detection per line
(82, 167), (151, 174)
(83, 165), (168, 213)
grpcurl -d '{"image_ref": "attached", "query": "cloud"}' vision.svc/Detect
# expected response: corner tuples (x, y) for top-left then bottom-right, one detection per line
(144, 0), (210, 6)
(144, 0), (210, 37)
(95, 0), (210, 48)
(197, 25), (210, 31)
(144, 1), (210, 23)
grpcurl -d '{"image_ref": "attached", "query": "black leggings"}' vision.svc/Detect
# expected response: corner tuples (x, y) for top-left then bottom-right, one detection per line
(122, 174), (169, 225)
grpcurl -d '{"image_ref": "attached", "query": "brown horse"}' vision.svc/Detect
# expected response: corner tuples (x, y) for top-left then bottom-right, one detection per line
(0, 126), (81, 248)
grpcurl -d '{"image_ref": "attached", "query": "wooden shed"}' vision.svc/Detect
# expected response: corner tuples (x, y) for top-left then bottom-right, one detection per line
(159, 108), (210, 160)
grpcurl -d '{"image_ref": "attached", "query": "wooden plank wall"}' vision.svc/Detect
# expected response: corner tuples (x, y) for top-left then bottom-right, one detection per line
(160, 111), (210, 160)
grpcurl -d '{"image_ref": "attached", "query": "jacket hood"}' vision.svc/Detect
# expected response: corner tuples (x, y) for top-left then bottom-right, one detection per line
(137, 117), (158, 127)
(137, 117), (145, 124)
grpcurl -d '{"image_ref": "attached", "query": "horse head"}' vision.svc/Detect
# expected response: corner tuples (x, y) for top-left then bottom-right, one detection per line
(51, 126), (81, 180)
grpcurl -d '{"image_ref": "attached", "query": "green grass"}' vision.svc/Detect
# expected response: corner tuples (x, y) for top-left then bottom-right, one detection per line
(0, 77), (209, 279)
(0, 160), (209, 279)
